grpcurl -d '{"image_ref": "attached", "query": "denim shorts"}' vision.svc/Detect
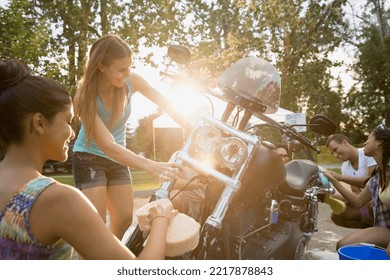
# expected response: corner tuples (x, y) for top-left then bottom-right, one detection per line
(72, 152), (132, 190)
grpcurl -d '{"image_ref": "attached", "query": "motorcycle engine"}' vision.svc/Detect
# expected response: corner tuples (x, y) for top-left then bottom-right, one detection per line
(224, 145), (285, 237)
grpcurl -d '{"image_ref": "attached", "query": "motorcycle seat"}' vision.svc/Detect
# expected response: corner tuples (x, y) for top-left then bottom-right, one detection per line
(280, 160), (319, 196)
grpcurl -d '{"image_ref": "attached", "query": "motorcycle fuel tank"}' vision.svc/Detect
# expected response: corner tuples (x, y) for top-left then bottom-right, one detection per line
(238, 145), (286, 201)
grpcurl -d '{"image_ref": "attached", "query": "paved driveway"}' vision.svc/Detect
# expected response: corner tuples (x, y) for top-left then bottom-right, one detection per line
(305, 203), (355, 259)
(124, 191), (355, 260)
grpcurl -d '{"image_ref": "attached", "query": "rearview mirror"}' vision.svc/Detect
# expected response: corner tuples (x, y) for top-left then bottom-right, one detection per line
(309, 114), (337, 136)
(167, 45), (191, 65)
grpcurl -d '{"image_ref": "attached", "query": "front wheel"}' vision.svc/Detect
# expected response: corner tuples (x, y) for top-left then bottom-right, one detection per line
(125, 225), (145, 256)
(293, 234), (310, 259)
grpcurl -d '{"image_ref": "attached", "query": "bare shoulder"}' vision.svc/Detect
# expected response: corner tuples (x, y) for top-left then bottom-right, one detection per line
(36, 182), (91, 211)
(29, 181), (96, 244)
(129, 72), (149, 91)
(41, 181), (81, 197)
(129, 72), (144, 82)
(35, 182), (134, 259)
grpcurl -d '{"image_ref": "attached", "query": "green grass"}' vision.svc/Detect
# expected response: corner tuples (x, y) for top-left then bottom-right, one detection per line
(49, 170), (160, 191)
(131, 171), (160, 190)
(51, 174), (75, 186)
(50, 168), (341, 190)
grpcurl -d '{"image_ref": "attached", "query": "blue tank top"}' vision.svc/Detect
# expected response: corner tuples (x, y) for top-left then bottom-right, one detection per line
(73, 80), (134, 161)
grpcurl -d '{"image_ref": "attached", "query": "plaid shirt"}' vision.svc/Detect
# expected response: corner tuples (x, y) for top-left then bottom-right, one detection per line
(367, 167), (390, 228)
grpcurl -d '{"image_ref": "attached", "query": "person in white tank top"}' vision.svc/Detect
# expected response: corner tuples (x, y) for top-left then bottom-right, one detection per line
(326, 134), (376, 228)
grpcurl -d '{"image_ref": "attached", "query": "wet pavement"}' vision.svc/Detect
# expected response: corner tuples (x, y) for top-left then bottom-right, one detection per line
(304, 203), (355, 260)
(123, 190), (355, 260)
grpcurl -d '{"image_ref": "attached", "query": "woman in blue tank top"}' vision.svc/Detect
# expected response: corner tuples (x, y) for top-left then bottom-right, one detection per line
(72, 34), (182, 240)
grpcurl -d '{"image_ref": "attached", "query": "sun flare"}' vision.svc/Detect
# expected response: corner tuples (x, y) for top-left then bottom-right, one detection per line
(165, 82), (211, 119)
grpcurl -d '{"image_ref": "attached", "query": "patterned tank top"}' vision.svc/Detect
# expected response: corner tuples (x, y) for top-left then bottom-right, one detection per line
(367, 166), (390, 228)
(0, 177), (74, 259)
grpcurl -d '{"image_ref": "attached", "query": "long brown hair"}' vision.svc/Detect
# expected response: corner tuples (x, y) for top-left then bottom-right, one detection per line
(75, 34), (133, 144)
(373, 124), (390, 190)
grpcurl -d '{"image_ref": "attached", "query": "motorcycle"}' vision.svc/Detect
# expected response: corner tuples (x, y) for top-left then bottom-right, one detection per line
(125, 45), (338, 260)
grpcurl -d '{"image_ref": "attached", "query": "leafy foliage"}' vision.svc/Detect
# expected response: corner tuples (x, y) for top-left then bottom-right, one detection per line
(0, 0), (51, 70)
(1, 0), (389, 155)
(174, 0), (347, 123)
(341, 0), (390, 142)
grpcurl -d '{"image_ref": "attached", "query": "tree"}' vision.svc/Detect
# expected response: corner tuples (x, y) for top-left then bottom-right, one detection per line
(248, 0), (347, 120)
(34, 0), (103, 95)
(130, 111), (161, 159)
(179, 0), (266, 76)
(343, 0), (390, 140)
(3, 0), (381, 149)
(117, 0), (187, 66)
(0, 0), (51, 71)
(175, 0), (347, 125)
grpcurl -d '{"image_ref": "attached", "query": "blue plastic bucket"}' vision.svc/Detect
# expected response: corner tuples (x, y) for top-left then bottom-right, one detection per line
(338, 244), (390, 260)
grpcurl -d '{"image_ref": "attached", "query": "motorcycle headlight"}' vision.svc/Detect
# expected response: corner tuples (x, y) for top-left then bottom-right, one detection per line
(218, 137), (248, 170)
(191, 124), (222, 157)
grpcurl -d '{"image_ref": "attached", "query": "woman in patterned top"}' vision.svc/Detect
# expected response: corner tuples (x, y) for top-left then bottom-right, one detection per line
(0, 59), (176, 260)
(323, 124), (390, 255)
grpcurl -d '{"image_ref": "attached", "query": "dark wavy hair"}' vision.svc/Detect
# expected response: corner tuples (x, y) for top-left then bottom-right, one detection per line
(373, 124), (390, 190)
(0, 59), (71, 154)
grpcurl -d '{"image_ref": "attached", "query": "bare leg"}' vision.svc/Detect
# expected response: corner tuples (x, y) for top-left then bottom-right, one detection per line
(79, 186), (107, 259)
(337, 227), (390, 249)
(330, 182), (373, 228)
(106, 184), (134, 240)
(331, 205), (372, 229)
(82, 186), (107, 223)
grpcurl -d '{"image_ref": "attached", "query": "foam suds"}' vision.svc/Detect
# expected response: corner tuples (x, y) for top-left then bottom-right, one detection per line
(305, 250), (339, 260)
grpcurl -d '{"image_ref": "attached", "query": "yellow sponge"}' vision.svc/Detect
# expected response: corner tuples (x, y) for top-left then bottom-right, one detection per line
(324, 193), (346, 215)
